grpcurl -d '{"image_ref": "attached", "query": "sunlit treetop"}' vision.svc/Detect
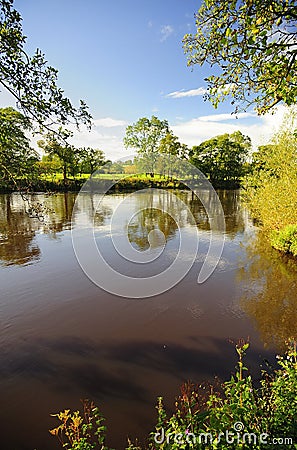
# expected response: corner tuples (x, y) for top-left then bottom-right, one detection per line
(0, 0), (92, 133)
(183, 0), (297, 115)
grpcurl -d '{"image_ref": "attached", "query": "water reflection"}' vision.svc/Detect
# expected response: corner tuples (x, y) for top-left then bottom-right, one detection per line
(128, 208), (177, 251)
(0, 190), (295, 450)
(0, 195), (40, 266)
(0, 190), (250, 267)
(217, 190), (246, 236)
(1, 191), (294, 348)
(126, 191), (185, 251)
(175, 190), (246, 236)
(0, 193), (77, 265)
(239, 232), (297, 350)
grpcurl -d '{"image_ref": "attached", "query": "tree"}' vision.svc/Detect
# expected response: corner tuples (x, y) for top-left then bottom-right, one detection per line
(159, 132), (182, 158)
(158, 132), (186, 178)
(124, 116), (169, 172)
(38, 131), (77, 182)
(108, 161), (124, 174)
(0, 107), (39, 187)
(79, 147), (106, 174)
(189, 131), (251, 186)
(243, 111), (297, 230)
(0, 0), (91, 133)
(37, 154), (61, 180)
(183, 0), (297, 114)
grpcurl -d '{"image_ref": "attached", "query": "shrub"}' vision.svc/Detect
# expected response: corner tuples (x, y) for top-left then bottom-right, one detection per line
(271, 225), (297, 257)
(149, 341), (297, 449)
(50, 400), (109, 450)
(243, 109), (297, 232)
(51, 342), (297, 449)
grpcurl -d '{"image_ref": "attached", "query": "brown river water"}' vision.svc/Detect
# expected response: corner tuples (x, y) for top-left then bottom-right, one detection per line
(0, 190), (296, 449)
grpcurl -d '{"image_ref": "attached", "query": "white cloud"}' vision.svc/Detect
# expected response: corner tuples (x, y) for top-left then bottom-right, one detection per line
(199, 112), (255, 122)
(148, 20), (153, 28)
(93, 117), (127, 128)
(166, 87), (207, 98)
(166, 84), (237, 99)
(172, 106), (288, 150)
(160, 25), (174, 42)
(69, 124), (127, 161)
(30, 118), (128, 162)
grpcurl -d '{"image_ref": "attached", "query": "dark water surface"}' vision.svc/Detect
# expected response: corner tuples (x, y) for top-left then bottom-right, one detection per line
(0, 191), (296, 449)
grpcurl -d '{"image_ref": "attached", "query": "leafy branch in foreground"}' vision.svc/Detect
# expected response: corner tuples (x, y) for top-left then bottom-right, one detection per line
(183, 0), (297, 114)
(0, 0), (92, 133)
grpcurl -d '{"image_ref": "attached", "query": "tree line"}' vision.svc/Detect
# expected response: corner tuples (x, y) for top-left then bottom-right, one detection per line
(0, 107), (255, 190)
(0, 0), (296, 192)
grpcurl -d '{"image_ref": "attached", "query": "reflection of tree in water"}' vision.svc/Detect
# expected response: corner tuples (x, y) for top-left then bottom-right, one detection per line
(216, 190), (246, 236)
(0, 193), (112, 265)
(239, 232), (297, 350)
(128, 208), (177, 250)
(43, 193), (76, 237)
(70, 193), (112, 231)
(127, 189), (247, 250)
(0, 195), (40, 266)
(0, 190), (247, 265)
(175, 189), (246, 237)
(127, 191), (181, 250)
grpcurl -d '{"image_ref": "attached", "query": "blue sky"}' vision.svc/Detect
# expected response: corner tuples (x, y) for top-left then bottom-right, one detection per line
(2, 0), (286, 160)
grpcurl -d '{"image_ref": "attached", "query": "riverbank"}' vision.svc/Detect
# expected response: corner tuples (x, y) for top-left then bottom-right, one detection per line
(0, 174), (242, 194)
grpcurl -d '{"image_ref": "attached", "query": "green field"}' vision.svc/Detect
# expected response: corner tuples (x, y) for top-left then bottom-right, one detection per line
(41, 172), (168, 182)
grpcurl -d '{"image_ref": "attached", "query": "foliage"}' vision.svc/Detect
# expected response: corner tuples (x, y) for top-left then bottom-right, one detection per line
(52, 343), (297, 449)
(0, 106), (39, 187)
(243, 110), (297, 231)
(124, 116), (169, 172)
(38, 131), (77, 182)
(37, 133), (106, 181)
(37, 154), (62, 180)
(183, 0), (297, 114)
(124, 164), (136, 174)
(0, 0), (91, 132)
(150, 341), (297, 449)
(50, 399), (110, 450)
(159, 132), (182, 158)
(189, 131), (251, 186)
(271, 225), (297, 257)
(79, 148), (106, 174)
(158, 132), (189, 178)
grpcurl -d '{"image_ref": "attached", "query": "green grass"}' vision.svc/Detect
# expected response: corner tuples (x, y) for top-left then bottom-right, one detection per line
(41, 172), (171, 182)
(41, 173), (90, 181)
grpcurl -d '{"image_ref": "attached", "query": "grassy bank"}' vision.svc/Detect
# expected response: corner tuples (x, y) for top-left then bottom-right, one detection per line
(0, 173), (193, 194)
(0, 172), (243, 194)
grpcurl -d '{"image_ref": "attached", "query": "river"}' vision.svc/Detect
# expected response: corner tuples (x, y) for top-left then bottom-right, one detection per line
(0, 190), (296, 449)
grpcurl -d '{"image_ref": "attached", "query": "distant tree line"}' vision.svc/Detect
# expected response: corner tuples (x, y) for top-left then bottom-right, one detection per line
(0, 108), (256, 190)
(124, 115), (252, 188)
